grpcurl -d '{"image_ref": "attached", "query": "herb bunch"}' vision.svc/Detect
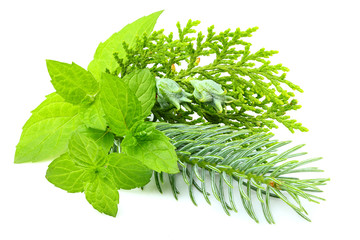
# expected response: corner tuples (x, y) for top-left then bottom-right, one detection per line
(14, 10), (328, 222)
(115, 19), (307, 133)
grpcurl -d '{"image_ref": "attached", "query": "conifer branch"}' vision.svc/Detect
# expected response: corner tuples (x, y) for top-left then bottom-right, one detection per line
(152, 123), (328, 223)
(114, 20), (308, 133)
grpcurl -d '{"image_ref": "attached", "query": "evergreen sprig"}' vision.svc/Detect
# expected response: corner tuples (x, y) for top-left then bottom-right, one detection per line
(114, 20), (307, 133)
(152, 123), (328, 223)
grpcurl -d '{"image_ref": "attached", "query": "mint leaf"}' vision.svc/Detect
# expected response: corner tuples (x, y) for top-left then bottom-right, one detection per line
(46, 60), (99, 105)
(122, 128), (179, 174)
(78, 128), (114, 152)
(100, 73), (142, 136)
(47, 131), (119, 217)
(129, 121), (156, 138)
(84, 176), (119, 217)
(46, 153), (90, 193)
(15, 93), (85, 163)
(68, 132), (107, 168)
(80, 96), (107, 131)
(107, 153), (152, 190)
(123, 69), (156, 118)
(88, 11), (163, 80)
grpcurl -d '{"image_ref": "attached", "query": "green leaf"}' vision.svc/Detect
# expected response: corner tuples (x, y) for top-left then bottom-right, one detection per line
(46, 60), (99, 105)
(15, 93), (85, 163)
(87, 10), (163, 80)
(46, 153), (90, 193)
(122, 129), (179, 174)
(78, 128), (114, 152)
(107, 153), (152, 190)
(80, 96), (107, 131)
(130, 121), (156, 138)
(100, 73), (142, 136)
(123, 69), (156, 118)
(84, 176), (119, 217)
(68, 132), (107, 168)
(46, 132), (120, 217)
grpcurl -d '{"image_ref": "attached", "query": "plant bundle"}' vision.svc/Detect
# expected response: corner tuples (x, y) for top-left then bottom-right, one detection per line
(14, 10), (328, 223)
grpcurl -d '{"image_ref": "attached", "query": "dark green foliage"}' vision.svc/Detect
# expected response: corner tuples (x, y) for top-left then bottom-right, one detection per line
(113, 20), (308, 133)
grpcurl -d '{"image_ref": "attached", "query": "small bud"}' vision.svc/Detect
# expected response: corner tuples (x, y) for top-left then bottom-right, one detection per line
(156, 78), (192, 110)
(290, 99), (297, 106)
(195, 57), (200, 66)
(171, 64), (176, 72)
(190, 79), (235, 113)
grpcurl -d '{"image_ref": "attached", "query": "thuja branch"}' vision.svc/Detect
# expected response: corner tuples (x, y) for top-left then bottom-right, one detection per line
(113, 20), (308, 133)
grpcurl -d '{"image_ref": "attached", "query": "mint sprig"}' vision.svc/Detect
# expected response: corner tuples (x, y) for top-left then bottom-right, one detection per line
(15, 10), (179, 216)
(42, 64), (179, 215)
(46, 132), (152, 216)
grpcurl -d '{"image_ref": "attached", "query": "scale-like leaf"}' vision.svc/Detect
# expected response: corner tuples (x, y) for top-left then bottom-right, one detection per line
(46, 60), (99, 105)
(15, 93), (85, 163)
(88, 11), (163, 80)
(123, 69), (156, 118)
(100, 73), (142, 136)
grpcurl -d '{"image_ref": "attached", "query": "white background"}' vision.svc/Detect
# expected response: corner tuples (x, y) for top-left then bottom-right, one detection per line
(1, 0), (359, 239)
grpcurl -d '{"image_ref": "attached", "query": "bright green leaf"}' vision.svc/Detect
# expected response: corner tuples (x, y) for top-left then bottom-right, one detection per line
(123, 69), (156, 118)
(15, 93), (85, 163)
(68, 132), (107, 168)
(46, 60), (99, 105)
(122, 129), (179, 174)
(107, 153), (152, 190)
(129, 121), (156, 138)
(100, 73), (142, 136)
(46, 153), (90, 193)
(80, 96), (107, 131)
(84, 176), (119, 217)
(78, 128), (114, 152)
(88, 10), (163, 80)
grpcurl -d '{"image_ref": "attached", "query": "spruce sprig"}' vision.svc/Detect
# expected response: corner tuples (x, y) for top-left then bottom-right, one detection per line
(151, 123), (328, 223)
(114, 20), (307, 133)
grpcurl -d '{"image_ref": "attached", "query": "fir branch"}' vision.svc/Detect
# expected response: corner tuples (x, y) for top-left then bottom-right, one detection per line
(151, 123), (328, 223)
